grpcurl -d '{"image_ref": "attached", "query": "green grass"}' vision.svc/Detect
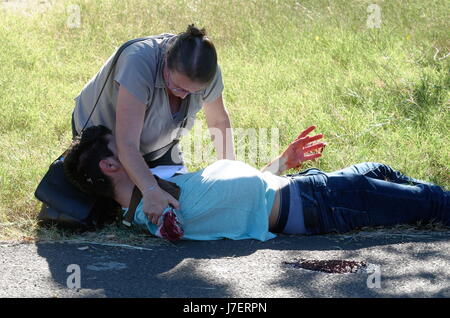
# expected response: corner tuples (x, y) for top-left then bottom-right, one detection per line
(0, 0), (449, 241)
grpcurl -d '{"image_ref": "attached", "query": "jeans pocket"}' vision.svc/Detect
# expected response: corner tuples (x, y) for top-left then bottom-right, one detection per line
(331, 207), (370, 233)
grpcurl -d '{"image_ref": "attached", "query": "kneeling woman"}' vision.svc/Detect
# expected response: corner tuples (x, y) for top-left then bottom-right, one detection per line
(63, 125), (449, 241)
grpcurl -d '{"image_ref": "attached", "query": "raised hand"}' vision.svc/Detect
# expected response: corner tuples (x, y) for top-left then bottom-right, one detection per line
(261, 126), (326, 175)
(283, 125), (326, 170)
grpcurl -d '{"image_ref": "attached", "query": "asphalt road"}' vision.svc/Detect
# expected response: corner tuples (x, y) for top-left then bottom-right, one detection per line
(1, 231), (449, 298)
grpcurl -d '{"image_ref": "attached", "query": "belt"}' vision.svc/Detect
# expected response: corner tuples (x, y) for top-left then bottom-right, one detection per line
(143, 139), (180, 164)
(271, 182), (291, 233)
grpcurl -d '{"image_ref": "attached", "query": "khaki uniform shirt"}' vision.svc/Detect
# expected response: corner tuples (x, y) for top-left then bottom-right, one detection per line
(72, 33), (224, 158)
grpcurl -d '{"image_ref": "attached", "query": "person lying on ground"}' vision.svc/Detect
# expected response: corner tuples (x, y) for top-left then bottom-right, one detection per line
(63, 125), (449, 242)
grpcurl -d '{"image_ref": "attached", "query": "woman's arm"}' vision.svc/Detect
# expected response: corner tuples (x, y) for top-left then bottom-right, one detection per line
(261, 126), (326, 175)
(203, 94), (236, 160)
(116, 85), (179, 224)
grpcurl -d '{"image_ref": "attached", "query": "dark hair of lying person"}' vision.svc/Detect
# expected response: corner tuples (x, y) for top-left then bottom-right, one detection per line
(63, 125), (120, 228)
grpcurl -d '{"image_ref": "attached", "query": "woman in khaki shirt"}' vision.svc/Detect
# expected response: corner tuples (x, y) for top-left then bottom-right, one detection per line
(72, 25), (235, 224)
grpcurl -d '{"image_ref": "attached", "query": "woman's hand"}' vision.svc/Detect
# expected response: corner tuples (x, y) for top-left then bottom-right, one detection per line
(142, 186), (180, 225)
(261, 126), (326, 175)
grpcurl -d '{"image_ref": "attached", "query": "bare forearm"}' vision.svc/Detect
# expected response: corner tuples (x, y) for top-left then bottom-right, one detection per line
(117, 143), (158, 191)
(261, 155), (287, 175)
(209, 118), (236, 160)
(115, 85), (158, 192)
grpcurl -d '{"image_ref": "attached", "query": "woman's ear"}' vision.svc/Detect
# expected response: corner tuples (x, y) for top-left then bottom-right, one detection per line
(99, 157), (121, 174)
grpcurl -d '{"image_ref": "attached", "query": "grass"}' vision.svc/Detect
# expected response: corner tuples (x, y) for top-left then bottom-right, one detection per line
(0, 0), (449, 241)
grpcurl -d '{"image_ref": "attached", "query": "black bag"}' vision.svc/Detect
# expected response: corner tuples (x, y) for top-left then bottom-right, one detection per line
(36, 156), (97, 229)
(35, 36), (164, 230)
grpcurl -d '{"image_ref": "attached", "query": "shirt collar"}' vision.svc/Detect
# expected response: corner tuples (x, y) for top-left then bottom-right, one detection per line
(155, 36), (175, 89)
(154, 55), (166, 88)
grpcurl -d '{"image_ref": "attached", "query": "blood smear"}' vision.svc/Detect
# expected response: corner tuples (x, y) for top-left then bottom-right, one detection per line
(283, 259), (367, 274)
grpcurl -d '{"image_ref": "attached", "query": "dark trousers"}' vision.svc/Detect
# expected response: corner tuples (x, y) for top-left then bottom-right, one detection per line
(143, 144), (184, 168)
(72, 113), (184, 168)
(286, 162), (449, 235)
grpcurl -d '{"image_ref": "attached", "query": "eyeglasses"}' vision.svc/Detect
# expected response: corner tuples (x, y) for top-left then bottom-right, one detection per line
(164, 64), (204, 95)
(166, 70), (190, 95)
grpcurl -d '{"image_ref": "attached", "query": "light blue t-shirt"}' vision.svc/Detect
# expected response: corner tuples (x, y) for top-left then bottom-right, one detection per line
(132, 160), (287, 241)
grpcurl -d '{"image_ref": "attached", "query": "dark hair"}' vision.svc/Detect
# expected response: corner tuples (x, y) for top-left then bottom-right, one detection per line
(166, 24), (218, 84)
(63, 125), (115, 198)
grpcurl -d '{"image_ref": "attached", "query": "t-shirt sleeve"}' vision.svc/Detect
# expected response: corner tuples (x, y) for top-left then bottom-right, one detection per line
(113, 47), (154, 105)
(202, 64), (224, 103)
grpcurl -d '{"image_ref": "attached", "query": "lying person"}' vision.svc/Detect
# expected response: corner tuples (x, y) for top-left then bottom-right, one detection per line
(63, 125), (449, 241)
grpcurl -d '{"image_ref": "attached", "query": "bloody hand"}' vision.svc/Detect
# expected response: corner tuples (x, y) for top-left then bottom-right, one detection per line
(156, 207), (184, 242)
(280, 125), (326, 171)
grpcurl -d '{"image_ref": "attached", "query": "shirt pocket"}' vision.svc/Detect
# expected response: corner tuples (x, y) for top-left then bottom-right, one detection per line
(331, 207), (370, 233)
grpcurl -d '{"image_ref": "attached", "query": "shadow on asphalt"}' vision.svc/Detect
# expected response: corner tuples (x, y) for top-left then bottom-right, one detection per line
(36, 231), (450, 297)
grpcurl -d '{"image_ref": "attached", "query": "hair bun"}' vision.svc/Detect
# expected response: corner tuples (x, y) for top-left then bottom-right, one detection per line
(186, 24), (207, 38)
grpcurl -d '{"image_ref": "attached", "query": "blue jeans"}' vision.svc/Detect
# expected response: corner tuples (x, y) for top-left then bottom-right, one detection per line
(285, 162), (450, 235)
